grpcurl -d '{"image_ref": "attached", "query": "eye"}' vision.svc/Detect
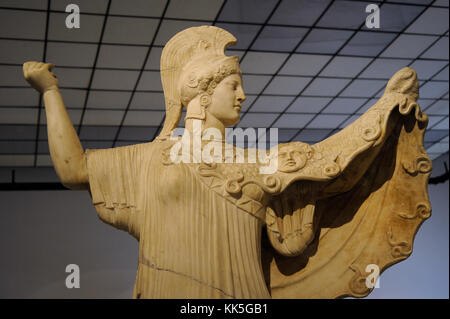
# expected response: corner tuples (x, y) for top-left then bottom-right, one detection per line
(228, 81), (238, 90)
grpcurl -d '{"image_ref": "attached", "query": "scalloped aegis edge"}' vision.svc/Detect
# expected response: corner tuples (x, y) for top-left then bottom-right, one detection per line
(268, 67), (432, 299)
(343, 68), (432, 298)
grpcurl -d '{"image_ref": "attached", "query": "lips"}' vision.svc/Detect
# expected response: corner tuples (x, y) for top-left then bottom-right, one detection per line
(234, 104), (241, 111)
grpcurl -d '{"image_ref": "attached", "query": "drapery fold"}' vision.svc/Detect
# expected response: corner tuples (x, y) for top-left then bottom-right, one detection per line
(265, 67), (431, 298)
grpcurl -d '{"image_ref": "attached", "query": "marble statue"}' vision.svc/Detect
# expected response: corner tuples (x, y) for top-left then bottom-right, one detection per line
(22, 26), (432, 298)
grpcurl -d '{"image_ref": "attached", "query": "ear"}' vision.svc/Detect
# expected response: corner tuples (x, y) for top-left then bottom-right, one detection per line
(185, 95), (206, 121)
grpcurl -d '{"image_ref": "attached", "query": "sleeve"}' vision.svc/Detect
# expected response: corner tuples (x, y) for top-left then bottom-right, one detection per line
(85, 143), (145, 240)
(263, 67), (432, 298)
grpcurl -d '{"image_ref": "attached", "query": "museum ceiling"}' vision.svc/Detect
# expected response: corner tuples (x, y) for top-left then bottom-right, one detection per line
(0, 0), (448, 184)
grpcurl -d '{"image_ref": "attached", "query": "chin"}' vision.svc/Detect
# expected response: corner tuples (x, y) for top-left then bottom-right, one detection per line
(222, 113), (240, 127)
(228, 115), (240, 126)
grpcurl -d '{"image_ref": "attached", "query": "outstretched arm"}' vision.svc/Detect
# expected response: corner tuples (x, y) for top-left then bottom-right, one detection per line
(23, 62), (88, 190)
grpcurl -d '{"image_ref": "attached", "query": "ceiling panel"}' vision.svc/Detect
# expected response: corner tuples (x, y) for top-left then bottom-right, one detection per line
(263, 76), (311, 95)
(122, 110), (164, 126)
(40, 108), (82, 125)
(270, 0), (332, 26)
(432, 66), (449, 80)
(215, 23), (260, 50)
(240, 51), (289, 74)
(286, 97), (332, 113)
(130, 92), (165, 110)
(241, 75), (272, 94)
(360, 58), (413, 78)
(0, 39), (44, 64)
(92, 70), (140, 90)
(0, 124), (36, 140)
(0, 9), (46, 40)
(97, 45), (148, 69)
(432, 117), (449, 130)
(46, 42), (97, 67)
(420, 37), (449, 59)
(381, 34), (439, 58)
(277, 128), (300, 142)
(0, 0), (47, 10)
(79, 126), (118, 140)
(251, 26), (308, 52)
(406, 7), (449, 34)
(0, 88), (39, 106)
(48, 12), (104, 42)
(237, 113), (279, 127)
(279, 54), (332, 76)
(218, 0), (278, 23)
(425, 100), (450, 115)
(166, 0), (223, 20)
(340, 79), (386, 97)
(0, 108), (38, 124)
(144, 47), (163, 70)
(250, 95), (295, 113)
(0, 155), (34, 166)
(317, 0), (372, 29)
(364, 4), (423, 32)
(154, 20), (210, 46)
(320, 56), (373, 77)
(303, 78), (351, 96)
(409, 60), (448, 79)
(307, 114), (349, 128)
(87, 90), (132, 109)
(425, 129), (449, 142)
(0, 0), (447, 170)
(357, 98), (379, 114)
(51, 0), (109, 13)
(273, 113), (315, 128)
(340, 31), (397, 57)
(81, 109), (124, 126)
(419, 81), (449, 98)
(0, 65), (28, 86)
(117, 126), (158, 141)
(387, 0), (433, 5)
(109, 0), (167, 17)
(52, 67), (91, 88)
(57, 89), (87, 108)
(295, 128), (333, 142)
(102, 16), (159, 45)
(322, 97), (367, 114)
(297, 29), (353, 54)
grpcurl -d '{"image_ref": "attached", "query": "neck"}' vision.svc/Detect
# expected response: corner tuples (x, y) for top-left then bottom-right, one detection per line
(185, 115), (225, 140)
(204, 113), (226, 138)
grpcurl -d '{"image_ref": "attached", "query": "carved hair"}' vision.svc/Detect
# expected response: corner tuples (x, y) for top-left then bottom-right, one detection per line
(157, 26), (240, 139)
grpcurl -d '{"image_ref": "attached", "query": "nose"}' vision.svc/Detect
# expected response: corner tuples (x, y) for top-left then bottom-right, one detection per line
(236, 86), (246, 103)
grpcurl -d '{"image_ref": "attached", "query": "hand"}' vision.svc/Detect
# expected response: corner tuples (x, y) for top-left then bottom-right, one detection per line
(23, 61), (59, 94)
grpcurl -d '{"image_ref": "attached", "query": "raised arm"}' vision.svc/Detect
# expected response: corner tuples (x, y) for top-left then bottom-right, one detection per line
(23, 62), (88, 190)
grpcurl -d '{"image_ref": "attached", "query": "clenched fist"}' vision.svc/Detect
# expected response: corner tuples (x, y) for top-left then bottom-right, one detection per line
(23, 61), (59, 94)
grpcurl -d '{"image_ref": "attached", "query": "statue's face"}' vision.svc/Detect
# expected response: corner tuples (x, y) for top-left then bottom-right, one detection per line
(208, 74), (246, 126)
(277, 146), (306, 173)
